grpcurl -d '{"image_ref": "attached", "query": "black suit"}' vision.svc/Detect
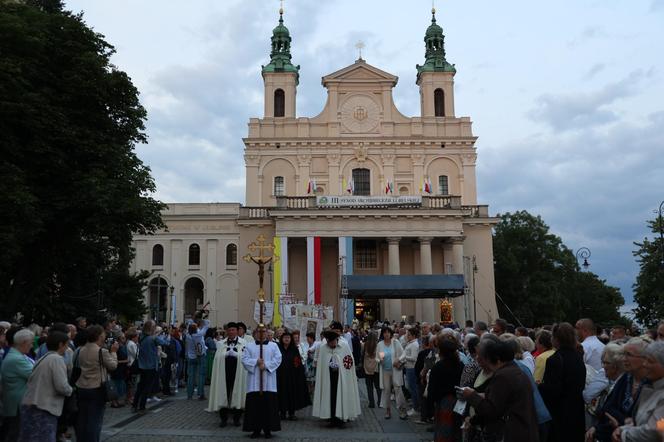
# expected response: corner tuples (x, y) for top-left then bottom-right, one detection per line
(538, 348), (586, 442)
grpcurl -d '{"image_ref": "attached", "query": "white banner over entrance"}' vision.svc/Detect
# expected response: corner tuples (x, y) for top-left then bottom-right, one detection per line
(316, 195), (422, 207)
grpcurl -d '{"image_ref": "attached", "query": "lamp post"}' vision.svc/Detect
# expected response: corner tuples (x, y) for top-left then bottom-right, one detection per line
(575, 247), (591, 271)
(472, 255), (478, 323)
(657, 201), (664, 269)
(169, 285), (175, 325)
(154, 275), (164, 321)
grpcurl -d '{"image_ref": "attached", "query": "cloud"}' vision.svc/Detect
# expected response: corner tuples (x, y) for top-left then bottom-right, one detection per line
(528, 70), (647, 131)
(478, 109), (664, 304)
(567, 26), (609, 47)
(651, 0), (664, 12)
(584, 62), (606, 80)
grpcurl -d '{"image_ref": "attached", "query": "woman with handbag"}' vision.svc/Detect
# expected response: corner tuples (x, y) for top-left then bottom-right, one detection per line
(74, 325), (118, 442)
(377, 326), (407, 419)
(19, 331), (72, 442)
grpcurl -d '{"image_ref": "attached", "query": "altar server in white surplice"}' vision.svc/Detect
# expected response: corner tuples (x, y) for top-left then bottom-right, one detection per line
(312, 329), (361, 427)
(242, 325), (282, 439)
(207, 322), (247, 428)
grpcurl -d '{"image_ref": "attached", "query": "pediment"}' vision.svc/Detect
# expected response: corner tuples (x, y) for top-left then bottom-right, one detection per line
(322, 60), (398, 87)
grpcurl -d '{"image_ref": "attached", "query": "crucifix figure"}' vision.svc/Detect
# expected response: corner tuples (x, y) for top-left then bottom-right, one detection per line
(243, 234), (278, 295)
(243, 234), (279, 392)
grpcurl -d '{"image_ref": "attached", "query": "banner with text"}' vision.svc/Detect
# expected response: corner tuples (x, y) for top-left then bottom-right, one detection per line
(317, 195), (422, 207)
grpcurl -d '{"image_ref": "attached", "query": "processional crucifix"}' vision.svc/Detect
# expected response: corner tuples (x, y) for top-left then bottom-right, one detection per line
(243, 233), (279, 392)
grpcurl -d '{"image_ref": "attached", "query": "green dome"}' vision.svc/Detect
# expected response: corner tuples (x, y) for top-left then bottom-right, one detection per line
(272, 16), (290, 38)
(262, 11), (300, 81)
(416, 9), (456, 77)
(425, 19), (443, 38)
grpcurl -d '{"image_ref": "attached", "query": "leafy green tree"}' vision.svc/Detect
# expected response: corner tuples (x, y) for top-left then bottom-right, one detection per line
(0, 1), (165, 324)
(493, 211), (624, 327)
(632, 216), (664, 328)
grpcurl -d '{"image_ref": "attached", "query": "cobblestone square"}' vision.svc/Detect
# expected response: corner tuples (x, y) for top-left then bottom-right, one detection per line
(101, 384), (431, 442)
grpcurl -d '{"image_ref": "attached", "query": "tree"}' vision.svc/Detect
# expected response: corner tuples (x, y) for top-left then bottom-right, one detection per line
(493, 211), (624, 327)
(632, 215), (664, 328)
(0, 1), (165, 324)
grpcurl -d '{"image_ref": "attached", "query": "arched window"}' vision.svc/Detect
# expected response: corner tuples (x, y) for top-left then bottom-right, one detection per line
(226, 244), (237, 267)
(274, 176), (285, 196)
(148, 277), (168, 322)
(274, 89), (285, 117)
(352, 168), (370, 196)
(399, 186), (409, 196)
(438, 175), (449, 195)
(184, 277), (204, 320)
(434, 88), (445, 117)
(188, 243), (200, 266)
(152, 244), (164, 266)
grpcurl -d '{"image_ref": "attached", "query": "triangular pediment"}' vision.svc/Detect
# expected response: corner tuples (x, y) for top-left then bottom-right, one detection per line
(322, 59), (398, 87)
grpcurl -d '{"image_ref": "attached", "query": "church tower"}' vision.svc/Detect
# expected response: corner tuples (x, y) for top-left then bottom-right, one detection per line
(416, 7), (456, 118)
(261, 6), (299, 118)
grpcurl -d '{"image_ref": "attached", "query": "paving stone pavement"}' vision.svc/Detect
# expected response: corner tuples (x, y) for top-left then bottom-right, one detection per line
(101, 384), (432, 441)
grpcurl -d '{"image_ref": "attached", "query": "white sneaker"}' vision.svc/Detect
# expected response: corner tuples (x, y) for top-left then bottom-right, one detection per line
(407, 408), (416, 416)
(149, 396), (162, 402)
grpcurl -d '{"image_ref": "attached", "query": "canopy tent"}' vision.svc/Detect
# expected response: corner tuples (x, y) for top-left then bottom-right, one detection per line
(344, 274), (465, 299)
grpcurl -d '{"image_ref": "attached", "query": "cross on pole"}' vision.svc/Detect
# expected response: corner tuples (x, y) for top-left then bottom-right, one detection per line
(243, 234), (279, 393)
(355, 41), (365, 60)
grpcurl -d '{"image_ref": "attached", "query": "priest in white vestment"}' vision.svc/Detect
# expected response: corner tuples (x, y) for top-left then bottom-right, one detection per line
(206, 322), (247, 427)
(242, 325), (282, 439)
(312, 329), (361, 427)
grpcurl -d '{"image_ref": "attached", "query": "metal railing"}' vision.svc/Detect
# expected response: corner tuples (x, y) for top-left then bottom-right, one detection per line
(239, 196), (489, 219)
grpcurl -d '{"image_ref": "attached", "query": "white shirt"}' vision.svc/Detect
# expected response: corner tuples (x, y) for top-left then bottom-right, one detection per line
(521, 351), (535, 375)
(582, 335), (605, 372)
(241, 340), (282, 393)
(400, 339), (420, 369)
(127, 340), (138, 365)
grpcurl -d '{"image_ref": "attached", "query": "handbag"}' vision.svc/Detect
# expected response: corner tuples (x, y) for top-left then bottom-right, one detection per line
(99, 349), (119, 402)
(69, 348), (82, 386)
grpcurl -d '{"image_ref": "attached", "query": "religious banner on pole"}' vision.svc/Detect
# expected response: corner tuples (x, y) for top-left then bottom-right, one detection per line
(299, 317), (323, 340)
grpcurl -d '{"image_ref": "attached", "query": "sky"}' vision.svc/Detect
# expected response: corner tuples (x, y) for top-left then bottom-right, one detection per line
(64, 0), (664, 315)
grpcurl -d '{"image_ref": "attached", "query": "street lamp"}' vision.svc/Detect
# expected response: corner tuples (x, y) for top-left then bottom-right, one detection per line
(169, 285), (175, 325)
(472, 255), (478, 323)
(575, 247), (591, 271)
(657, 201), (664, 269)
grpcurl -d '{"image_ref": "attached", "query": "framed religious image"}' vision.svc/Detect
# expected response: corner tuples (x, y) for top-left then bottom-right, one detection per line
(306, 320), (317, 335)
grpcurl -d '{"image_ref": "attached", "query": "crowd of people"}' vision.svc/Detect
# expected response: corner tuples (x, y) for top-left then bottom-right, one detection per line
(1, 314), (664, 442)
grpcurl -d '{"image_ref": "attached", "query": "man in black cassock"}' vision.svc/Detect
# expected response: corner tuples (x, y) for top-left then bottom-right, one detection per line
(276, 329), (311, 420)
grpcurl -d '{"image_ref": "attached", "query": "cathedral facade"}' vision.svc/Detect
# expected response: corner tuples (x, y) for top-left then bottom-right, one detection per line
(131, 8), (499, 327)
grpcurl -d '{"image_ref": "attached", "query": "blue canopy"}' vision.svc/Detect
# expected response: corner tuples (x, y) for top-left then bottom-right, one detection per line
(344, 274), (465, 299)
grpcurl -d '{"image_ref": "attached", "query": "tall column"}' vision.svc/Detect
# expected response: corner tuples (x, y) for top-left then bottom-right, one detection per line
(451, 238), (466, 325)
(417, 237), (436, 324)
(387, 237), (401, 320)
